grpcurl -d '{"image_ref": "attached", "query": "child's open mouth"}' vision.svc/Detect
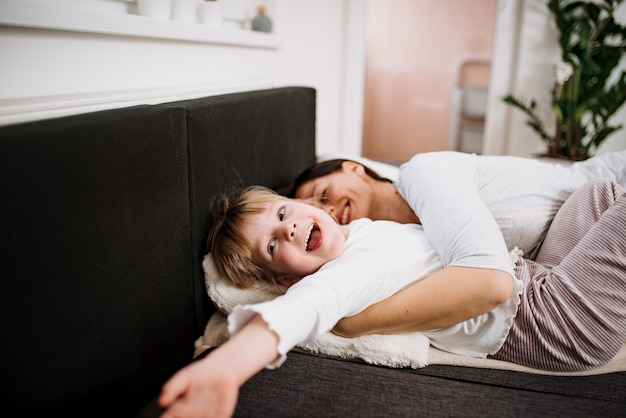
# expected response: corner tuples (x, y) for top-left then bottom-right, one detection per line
(305, 223), (322, 252)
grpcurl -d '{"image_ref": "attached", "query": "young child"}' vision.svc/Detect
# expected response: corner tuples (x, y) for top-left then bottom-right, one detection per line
(159, 180), (626, 418)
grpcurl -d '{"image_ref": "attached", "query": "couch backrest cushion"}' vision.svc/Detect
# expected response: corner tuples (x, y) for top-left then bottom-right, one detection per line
(168, 87), (316, 332)
(0, 105), (195, 416)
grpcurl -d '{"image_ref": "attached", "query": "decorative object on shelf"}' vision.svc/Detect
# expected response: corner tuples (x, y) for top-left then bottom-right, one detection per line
(136, 0), (173, 20)
(198, 0), (224, 27)
(251, 5), (272, 33)
(171, 0), (197, 23)
(502, 0), (626, 161)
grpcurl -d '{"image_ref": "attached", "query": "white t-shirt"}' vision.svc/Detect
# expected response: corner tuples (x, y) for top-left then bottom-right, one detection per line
(229, 218), (442, 367)
(398, 150), (626, 258)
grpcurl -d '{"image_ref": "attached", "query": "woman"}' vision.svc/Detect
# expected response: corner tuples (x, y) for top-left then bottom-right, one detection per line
(287, 150), (626, 336)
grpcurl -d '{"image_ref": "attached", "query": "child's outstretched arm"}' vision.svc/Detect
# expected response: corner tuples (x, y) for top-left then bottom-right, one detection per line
(159, 314), (279, 418)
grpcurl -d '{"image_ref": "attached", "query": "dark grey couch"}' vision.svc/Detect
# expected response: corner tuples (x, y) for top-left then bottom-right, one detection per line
(2, 87), (624, 417)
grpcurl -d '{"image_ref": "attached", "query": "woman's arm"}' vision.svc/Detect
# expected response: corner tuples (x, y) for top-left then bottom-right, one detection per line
(333, 266), (513, 337)
(159, 314), (279, 418)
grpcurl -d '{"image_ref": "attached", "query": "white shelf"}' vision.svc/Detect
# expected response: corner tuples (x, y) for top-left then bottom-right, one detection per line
(0, 80), (275, 126)
(0, 0), (279, 49)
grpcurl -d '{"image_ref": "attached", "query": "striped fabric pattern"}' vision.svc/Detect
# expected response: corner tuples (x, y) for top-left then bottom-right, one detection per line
(489, 178), (626, 372)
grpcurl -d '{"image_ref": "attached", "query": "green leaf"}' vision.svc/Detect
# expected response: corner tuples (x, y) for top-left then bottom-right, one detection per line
(501, 95), (553, 142)
(590, 124), (623, 148)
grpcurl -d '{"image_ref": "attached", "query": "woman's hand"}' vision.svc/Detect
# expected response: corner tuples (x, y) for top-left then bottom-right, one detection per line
(333, 266), (513, 337)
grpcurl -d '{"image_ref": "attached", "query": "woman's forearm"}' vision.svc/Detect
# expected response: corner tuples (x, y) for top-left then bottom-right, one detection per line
(333, 266), (513, 337)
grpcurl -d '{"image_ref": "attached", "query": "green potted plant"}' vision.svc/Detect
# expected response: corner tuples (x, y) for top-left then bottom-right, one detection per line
(503, 0), (626, 160)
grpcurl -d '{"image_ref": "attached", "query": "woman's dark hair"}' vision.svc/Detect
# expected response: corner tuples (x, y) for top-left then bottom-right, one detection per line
(277, 159), (392, 197)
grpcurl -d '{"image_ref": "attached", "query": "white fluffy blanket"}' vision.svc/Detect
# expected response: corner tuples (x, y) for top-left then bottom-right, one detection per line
(199, 254), (626, 375)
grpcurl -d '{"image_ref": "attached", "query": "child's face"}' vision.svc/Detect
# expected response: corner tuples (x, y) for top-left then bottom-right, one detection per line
(242, 198), (348, 286)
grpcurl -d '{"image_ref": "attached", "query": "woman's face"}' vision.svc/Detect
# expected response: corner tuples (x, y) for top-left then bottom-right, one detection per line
(294, 161), (374, 225)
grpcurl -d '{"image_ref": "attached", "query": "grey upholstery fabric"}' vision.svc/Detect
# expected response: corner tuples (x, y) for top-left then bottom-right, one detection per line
(237, 351), (626, 417)
(140, 349), (626, 417)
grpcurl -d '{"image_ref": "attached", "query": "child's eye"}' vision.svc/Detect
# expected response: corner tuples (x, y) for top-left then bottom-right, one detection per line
(268, 238), (276, 254)
(278, 207), (285, 221)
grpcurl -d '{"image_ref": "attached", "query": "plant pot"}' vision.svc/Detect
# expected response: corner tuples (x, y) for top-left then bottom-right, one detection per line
(198, 1), (224, 28)
(136, 0), (173, 20)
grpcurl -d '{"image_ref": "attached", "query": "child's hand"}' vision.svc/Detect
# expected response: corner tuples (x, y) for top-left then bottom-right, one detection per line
(159, 314), (280, 418)
(158, 358), (239, 418)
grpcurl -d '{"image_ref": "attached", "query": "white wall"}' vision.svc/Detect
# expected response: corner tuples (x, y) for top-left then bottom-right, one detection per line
(485, 0), (626, 157)
(273, 0), (364, 156)
(3, 0), (622, 159)
(0, 0), (364, 156)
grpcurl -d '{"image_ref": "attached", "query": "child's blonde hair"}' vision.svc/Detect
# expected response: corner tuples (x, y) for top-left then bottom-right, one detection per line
(208, 185), (287, 289)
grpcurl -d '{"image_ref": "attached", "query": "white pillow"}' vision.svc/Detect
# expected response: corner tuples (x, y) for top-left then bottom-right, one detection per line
(202, 253), (430, 368)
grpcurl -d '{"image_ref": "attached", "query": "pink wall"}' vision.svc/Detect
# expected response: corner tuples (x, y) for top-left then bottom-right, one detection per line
(362, 0), (497, 162)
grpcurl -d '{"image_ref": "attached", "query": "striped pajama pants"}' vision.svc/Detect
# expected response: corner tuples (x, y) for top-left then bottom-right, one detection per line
(488, 178), (626, 372)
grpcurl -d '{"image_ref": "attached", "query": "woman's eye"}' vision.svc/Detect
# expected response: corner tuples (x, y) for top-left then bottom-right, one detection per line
(268, 239), (276, 254)
(278, 207), (285, 221)
(320, 188), (328, 204)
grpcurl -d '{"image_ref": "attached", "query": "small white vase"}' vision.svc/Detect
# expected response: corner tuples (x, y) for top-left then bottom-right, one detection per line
(172, 0), (197, 23)
(198, 1), (224, 28)
(137, 0), (173, 20)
